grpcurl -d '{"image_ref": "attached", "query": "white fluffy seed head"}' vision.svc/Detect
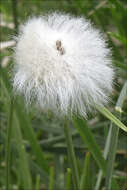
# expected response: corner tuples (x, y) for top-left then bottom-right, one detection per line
(12, 12), (114, 117)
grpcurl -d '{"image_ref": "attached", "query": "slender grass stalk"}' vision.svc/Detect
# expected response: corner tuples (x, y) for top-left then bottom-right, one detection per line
(66, 168), (71, 190)
(96, 80), (127, 190)
(115, 81), (127, 110)
(74, 118), (106, 171)
(80, 152), (91, 190)
(14, 101), (49, 172)
(11, 0), (18, 33)
(96, 105), (127, 132)
(49, 165), (54, 190)
(0, 66), (49, 174)
(105, 123), (119, 190)
(35, 175), (40, 190)
(6, 97), (14, 190)
(13, 112), (32, 189)
(64, 119), (80, 190)
(73, 117), (119, 190)
(95, 124), (112, 190)
(5, 1), (18, 187)
(105, 80), (127, 190)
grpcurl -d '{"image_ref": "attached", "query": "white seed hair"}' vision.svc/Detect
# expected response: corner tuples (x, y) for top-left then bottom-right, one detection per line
(12, 12), (114, 117)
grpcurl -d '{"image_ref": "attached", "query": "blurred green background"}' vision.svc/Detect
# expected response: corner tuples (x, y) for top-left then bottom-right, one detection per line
(0, 0), (127, 190)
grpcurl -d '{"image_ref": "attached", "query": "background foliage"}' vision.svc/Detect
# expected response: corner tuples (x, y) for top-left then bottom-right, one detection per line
(0, 0), (127, 190)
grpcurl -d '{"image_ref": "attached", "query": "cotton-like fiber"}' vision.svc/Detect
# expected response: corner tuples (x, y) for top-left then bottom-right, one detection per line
(12, 12), (114, 117)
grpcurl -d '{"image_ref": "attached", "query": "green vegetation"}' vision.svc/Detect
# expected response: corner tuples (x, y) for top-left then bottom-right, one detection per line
(0, 0), (127, 190)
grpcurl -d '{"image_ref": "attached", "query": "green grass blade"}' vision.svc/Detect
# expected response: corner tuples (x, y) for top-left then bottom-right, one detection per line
(6, 97), (14, 190)
(64, 119), (80, 190)
(73, 118), (106, 171)
(80, 152), (91, 190)
(0, 67), (49, 173)
(35, 175), (40, 190)
(109, 0), (127, 38)
(0, 68), (32, 189)
(14, 101), (49, 173)
(96, 106), (127, 132)
(95, 124), (113, 190)
(49, 165), (54, 190)
(13, 112), (32, 189)
(105, 80), (127, 190)
(115, 80), (127, 110)
(108, 32), (127, 46)
(73, 117), (119, 190)
(96, 80), (127, 190)
(66, 168), (71, 190)
(105, 123), (119, 190)
(30, 159), (60, 189)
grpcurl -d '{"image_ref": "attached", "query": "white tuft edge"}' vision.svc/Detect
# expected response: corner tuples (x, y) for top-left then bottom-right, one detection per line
(12, 12), (114, 117)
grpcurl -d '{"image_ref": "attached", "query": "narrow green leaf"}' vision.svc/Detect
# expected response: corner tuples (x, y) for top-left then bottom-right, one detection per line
(108, 0), (126, 37)
(30, 159), (59, 189)
(0, 67), (49, 173)
(6, 98), (14, 190)
(73, 118), (106, 171)
(96, 106), (127, 132)
(105, 123), (119, 190)
(35, 174), (40, 190)
(115, 80), (127, 110)
(13, 112), (32, 189)
(108, 32), (127, 46)
(14, 101), (49, 173)
(66, 168), (71, 190)
(73, 117), (119, 190)
(95, 80), (127, 190)
(95, 124), (113, 190)
(64, 119), (80, 190)
(49, 165), (54, 190)
(105, 80), (127, 190)
(0, 68), (31, 189)
(80, 152), (91, 190)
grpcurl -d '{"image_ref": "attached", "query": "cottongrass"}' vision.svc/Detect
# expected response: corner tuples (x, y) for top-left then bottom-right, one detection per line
(12, 12), (114, 117)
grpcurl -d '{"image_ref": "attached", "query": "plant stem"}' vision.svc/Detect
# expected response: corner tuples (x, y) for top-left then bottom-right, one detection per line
(66, 168), (71, 190)
(73, 117), (119, 190)
(13, 112), (32, 189)
(6, 0), (18, 184)
(80, 152), (91, 190)
(6, 97), (14, 190)
(64, 119), (80, 190)
(49, 165), (54, 190)
(105, 80), (127, 190)
(35, 175), (40, 190)
(11, 0), (18, 34)
(95, 123), (112, 190)
(105, 123), (119, 190)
